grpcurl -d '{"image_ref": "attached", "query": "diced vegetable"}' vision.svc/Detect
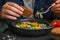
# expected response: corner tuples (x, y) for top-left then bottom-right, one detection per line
(51, 20), (60, 28)
(16, 21), (47, 30)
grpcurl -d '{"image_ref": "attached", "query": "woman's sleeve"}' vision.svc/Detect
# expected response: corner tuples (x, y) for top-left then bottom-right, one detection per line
(0, 0), (8, 32)
(0, 0), (2, 11)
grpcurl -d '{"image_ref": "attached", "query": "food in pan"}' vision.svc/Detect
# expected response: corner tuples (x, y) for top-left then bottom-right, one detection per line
(16, 21), (47, 30)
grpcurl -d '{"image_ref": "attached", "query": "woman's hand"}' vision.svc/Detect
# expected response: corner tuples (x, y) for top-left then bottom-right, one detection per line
(1, 2), (24, 20)
(52, 0), (60, 13)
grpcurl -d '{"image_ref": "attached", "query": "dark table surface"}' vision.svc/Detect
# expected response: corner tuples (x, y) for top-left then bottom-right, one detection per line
(0, 28), (53, 40)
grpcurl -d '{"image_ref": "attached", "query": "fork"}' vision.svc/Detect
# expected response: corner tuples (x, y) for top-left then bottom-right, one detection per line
(35, 3), (56, 19)
(42, 3), (56, 14)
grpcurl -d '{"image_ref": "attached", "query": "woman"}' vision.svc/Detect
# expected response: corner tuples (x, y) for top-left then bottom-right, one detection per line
(0, 0), (60, 32)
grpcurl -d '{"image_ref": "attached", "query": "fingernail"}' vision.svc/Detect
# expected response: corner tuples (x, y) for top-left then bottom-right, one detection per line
(52, 3), (56, 6)
(15, 18), (17, 20)
(20, 12), (23, 15)
(13, 18), (17, 20)
(21, 6), (24, 11)
(21, 8), (24, 11)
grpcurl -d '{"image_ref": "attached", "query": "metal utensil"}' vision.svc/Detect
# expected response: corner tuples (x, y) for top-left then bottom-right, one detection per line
(42, 3), (56, 14)
(35, 3), (56, 19)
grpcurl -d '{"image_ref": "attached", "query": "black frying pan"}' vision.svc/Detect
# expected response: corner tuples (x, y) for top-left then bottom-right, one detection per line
(6, 19), (53, 37)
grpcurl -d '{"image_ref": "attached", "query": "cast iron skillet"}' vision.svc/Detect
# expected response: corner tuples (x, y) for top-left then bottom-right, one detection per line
(6, 19), (53, 37)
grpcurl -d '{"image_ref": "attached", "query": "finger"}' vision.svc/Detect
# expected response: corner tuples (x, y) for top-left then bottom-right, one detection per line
(55, 0), (60, 4)
(4, 9), (20, 17)
(52, 8), (60, 11)
(52, 4), (60, 11)
(52, 10), (60, 13)
(7, 2), (24, 11)
(4, 14), (17, 20)
(3, 4), (23, 15)
(53, 4), (60, 8)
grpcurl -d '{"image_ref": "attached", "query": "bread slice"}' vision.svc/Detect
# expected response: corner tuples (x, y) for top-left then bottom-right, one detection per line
(51, 28), (60, 40)
(22, 6), (33, 18)
(51, 28), (60, 35)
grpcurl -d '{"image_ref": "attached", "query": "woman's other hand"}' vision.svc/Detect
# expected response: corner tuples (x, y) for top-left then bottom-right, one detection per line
(52, 0), (60, 13)
(51, 0), (60, 19)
